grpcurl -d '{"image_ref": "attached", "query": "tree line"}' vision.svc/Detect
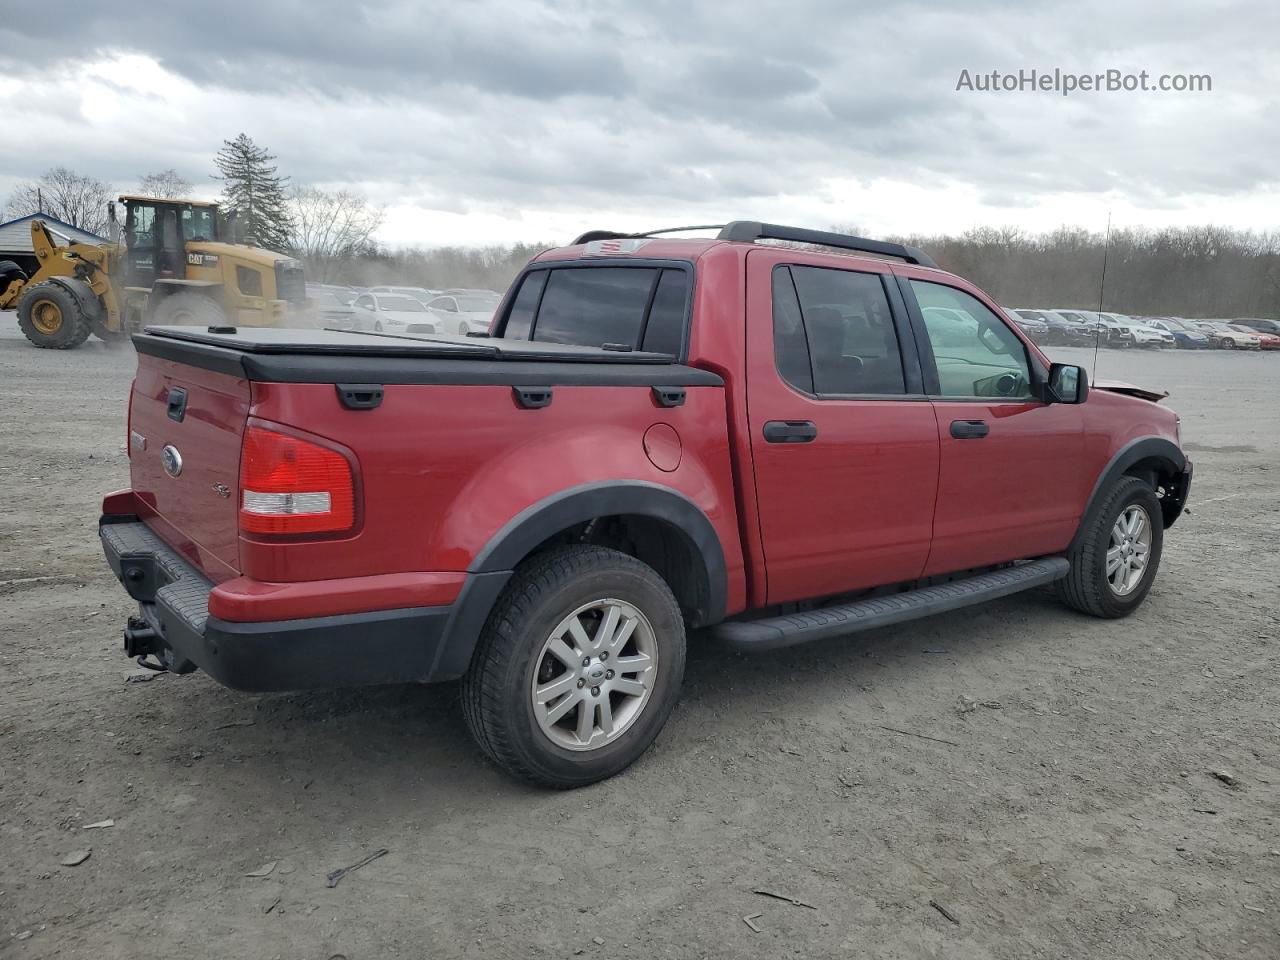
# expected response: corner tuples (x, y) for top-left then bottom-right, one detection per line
(4, 144), (1277, 316)
(892, 225), (1280, 319)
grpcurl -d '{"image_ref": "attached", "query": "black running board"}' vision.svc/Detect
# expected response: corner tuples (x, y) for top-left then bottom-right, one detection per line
(710, 557), (1070, 652)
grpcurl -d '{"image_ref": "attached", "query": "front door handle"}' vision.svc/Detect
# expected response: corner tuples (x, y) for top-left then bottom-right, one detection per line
(950, 419), (990, 439)
(764, 420), (818, 443)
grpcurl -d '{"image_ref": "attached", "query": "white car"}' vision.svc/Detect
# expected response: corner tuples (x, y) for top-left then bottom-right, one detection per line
(1100, 313), (1175, 348)
(350, 293), (437, 333)
(425, 293), (501, 335)
(367, 285), (439, 304)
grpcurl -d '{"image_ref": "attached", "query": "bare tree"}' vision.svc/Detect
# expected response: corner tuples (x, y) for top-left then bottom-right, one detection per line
(289, 186), (385, 282)
(5, 167), (112, 235)
(137, 168), (193, 199)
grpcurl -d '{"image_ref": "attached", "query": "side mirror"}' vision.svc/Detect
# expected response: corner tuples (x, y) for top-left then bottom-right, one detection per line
(1046, 362), (1088, 404)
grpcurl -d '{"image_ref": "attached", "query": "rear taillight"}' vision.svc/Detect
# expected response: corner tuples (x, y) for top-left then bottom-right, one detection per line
(238, 426), (355, 535)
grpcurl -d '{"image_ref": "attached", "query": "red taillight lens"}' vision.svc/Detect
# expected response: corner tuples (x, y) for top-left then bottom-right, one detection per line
(238, 426), (354, 535)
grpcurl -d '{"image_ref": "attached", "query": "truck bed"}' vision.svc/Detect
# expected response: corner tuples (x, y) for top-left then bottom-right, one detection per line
(122, 323), (740, 623)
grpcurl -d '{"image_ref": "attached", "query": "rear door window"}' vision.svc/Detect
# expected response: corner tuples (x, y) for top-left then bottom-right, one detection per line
(773, 265), (907, 396)
(500, 266), (691, 355)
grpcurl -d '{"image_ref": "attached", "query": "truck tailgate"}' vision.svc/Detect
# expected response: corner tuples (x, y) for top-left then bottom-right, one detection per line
(130, 353), (249, 579)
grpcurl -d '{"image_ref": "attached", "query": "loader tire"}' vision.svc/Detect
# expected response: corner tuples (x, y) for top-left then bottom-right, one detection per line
(17, 282), (92, 349)
(149, 291), (228, 328)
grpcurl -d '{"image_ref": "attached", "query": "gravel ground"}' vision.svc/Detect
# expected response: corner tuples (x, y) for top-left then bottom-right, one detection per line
(1, 314), (1277, 959)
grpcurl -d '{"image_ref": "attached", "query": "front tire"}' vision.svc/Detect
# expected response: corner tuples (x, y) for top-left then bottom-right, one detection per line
(17, 282), (92, 349)
(1221, 337), (1235, 349)
(462, 545), (686, 788)
(149, 291), (227, 327)
(1057, 476), (1163, 618)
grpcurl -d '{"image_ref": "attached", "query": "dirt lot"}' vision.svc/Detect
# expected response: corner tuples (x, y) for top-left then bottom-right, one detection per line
(1, 315), (1277, 960)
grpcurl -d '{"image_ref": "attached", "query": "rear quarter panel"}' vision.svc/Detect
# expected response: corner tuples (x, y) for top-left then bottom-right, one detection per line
(242, 381), (747, 612)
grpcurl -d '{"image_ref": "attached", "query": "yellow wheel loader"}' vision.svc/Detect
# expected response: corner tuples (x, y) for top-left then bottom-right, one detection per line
(0, 196), (305, 349)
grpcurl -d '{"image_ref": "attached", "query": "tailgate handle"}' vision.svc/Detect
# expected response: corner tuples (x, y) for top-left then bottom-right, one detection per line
(166, 387), (188, 422)
(651, 386), (686, 408)
(336, 383), (384, 410)
(513, 386), (553, 409)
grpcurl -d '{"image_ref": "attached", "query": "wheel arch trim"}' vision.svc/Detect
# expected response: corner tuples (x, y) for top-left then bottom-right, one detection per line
(1071, 436), (1186, 549)
(430, 481), (728, 680)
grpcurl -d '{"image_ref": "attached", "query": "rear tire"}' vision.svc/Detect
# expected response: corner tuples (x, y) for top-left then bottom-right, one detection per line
(1221, 337), (1235, 349)
(149, 291), (227, 327)
(461, 545), (686, 788)
(17, 282), (92, 349)
(1056, 476), (1163, 618)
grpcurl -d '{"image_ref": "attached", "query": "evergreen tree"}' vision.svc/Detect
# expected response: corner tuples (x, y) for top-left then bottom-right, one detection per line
(212, 134), (293, 251)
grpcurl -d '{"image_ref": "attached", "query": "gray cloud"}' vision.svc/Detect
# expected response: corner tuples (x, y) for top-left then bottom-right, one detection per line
(2, 0), (1277, 240)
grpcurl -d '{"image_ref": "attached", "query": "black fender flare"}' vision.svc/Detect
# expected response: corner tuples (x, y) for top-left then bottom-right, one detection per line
(429, 481), (729, 680)
(1070, 436), (1187, 550)
(45, 275), (107, 327)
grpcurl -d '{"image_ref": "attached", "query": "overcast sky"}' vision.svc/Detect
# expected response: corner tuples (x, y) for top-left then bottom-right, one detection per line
(2, 0), (1276, 247)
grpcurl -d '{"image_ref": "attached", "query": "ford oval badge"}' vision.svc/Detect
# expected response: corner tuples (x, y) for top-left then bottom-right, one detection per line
(161, 444), (183, 478)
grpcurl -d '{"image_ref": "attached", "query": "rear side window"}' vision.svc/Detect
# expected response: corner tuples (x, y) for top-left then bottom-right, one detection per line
(773, 265), (907, 396)
(504, 270), (546, 339)
(641, 269), (688, 355)
(500, 266), (691, 355)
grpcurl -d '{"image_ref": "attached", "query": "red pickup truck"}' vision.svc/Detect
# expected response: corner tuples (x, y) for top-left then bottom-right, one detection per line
(100, 222), (1192, 787)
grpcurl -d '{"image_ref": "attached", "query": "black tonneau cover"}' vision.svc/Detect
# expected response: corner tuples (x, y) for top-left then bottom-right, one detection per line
(134, 326), (724, 387)
(144, 325), (678, 362)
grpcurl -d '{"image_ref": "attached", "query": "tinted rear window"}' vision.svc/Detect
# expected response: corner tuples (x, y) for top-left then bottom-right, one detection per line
(500, 265), (690, 355)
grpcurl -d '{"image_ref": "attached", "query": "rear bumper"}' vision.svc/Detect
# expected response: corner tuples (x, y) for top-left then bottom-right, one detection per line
(101, 517), (458, 691)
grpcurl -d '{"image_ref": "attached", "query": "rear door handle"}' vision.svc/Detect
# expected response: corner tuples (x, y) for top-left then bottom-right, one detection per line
(763, 420), (818, 443)
(950, 419), (990, 439)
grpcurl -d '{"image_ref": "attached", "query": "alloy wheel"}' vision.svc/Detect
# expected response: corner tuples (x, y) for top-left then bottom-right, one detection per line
(1106, 504), (1152, 596)
(530, 598), (658, 752)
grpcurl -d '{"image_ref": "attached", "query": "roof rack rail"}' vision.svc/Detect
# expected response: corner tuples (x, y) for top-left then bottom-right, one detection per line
(569, 222), (937, 269)
(570, 225), (726, 245)
(717, 221), (937, 268)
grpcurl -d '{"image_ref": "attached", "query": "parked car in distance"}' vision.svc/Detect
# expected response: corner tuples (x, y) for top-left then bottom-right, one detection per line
(443, 287), (501, 295)
(1225, 323), (1280, 350)
(1013, 308), (1092, 345)
(1143, 317), (1210, 349)
(1051, 309), (1105, 341)
(1233, 317), (1280, 337)
(1099, 313), (1174, 349)
(1191, 320), (1265, 350)
(1073, 312), (1136, 347)
(101, 221), (1192, 787)
(351, 292), (437, 333)
(1004, 308), (1049, 342)
(306, 283), (360, 330)
(368, 285), (440, 303)
(426, 292), (502, 335)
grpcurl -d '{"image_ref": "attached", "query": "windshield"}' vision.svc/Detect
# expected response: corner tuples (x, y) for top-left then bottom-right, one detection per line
(182, 206), (218, 242)
(456, 296), (499, 312)
(376, 296), (425, 312)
